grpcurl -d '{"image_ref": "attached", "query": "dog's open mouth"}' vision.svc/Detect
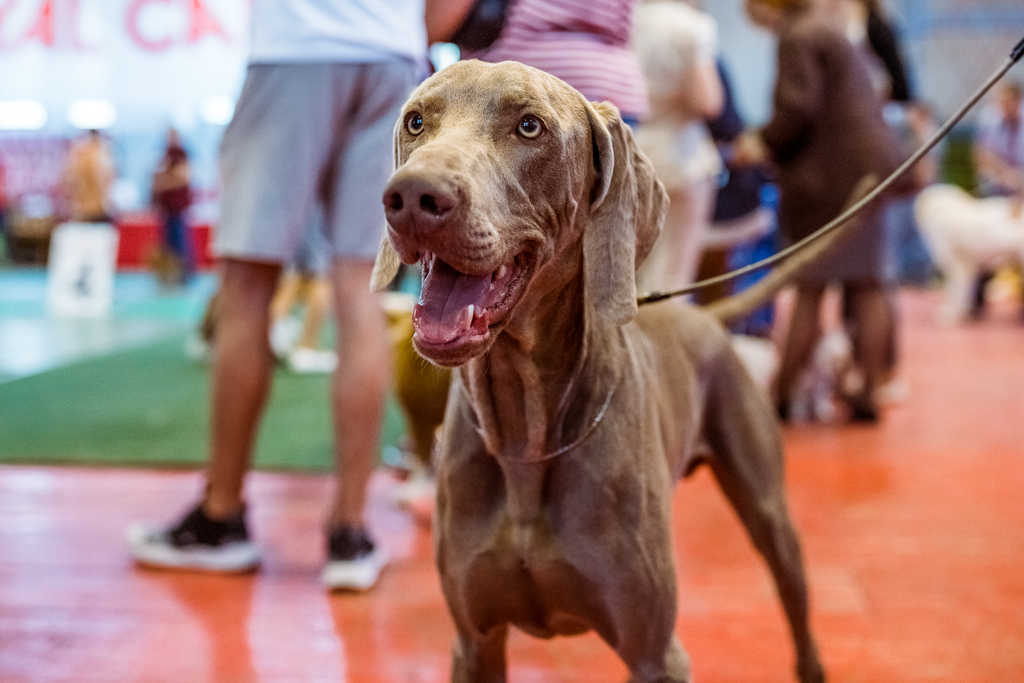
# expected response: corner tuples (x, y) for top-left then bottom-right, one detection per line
(413, 251), (531, 351)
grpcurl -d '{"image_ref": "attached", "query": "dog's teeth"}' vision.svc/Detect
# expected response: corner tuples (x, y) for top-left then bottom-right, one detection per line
(495, 265), (508, 280)
(465, 305), (475, 330)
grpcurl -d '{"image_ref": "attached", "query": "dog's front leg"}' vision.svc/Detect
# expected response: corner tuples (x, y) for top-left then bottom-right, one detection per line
(940, 258), (979, 325)
(451, 624), (509, 683)
(624, 634), (692, 683)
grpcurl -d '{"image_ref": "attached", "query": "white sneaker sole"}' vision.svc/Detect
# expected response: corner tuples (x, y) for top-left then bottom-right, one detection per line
(321, 548), (389, 592)
(288, 348), (338, 374)
(126, 523), (261, 573)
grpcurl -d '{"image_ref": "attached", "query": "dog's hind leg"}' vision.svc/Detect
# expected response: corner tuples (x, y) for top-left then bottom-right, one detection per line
(450, 625), (508, 683)
(701, 352), (826, 683)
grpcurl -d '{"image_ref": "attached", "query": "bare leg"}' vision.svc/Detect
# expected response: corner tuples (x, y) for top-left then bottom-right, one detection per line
(842, 282), (899, 385)
(204, 258), (282, 519)
(775, 284), (826, 414)
(269, 270), (302, 322)
(881, 284), (900, 383)
(199, 286), (221, 345)
(846, 282), (892, 413)
(326, 259), (390, 528)
(297, 277), (331, 349)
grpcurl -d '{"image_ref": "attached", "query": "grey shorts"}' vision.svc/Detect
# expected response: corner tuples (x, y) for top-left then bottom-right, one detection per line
(293, 206), (330, 277)
(214, 60), (418, 263)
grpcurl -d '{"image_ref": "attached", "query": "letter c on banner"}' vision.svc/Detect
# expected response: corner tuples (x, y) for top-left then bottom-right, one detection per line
(126, 0), (174, 52)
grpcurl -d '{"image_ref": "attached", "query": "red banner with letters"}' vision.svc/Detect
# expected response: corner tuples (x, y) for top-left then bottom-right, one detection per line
(0, 0), (249, 132)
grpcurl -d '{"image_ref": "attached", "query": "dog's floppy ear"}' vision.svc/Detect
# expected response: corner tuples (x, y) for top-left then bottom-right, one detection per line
(584, 100), (666, 325)
(368, 114), (410, 292)
(369, 236), (401, 292)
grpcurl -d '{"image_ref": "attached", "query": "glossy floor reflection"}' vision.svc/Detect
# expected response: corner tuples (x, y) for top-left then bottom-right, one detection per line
(1, 289), (1023, 682)
(0, 269), (214, 384)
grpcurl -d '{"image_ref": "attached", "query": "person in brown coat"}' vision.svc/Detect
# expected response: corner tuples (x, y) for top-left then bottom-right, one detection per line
(735, 0), (902, 422)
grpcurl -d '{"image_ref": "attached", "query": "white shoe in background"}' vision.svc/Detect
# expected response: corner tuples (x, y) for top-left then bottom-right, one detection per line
(321, 526), (388, 592)
(184, 332), (211, 363)
(269, 316), (302, 359)
(287, 347), (338, 374)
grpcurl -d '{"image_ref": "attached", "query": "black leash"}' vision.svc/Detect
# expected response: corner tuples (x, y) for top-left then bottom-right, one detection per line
(637, 34), (1024, 307)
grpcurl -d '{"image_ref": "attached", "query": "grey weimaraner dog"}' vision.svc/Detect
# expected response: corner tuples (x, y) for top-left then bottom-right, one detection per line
(372, 59), (826, 683)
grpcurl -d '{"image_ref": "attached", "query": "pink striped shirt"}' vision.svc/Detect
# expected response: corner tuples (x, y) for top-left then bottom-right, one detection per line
(475, 0), (649, 120)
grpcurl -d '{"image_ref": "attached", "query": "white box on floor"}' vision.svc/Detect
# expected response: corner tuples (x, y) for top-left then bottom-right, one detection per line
(46, 222), (120, 318)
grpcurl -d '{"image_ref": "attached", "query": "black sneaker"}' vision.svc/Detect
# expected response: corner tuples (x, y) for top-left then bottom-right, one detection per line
(127, 503), (261, 572)
(846, 397), (880, 424)
(321, 526), (388, 591)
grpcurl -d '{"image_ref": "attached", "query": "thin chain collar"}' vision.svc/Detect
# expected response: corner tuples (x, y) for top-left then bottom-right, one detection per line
(460, 330), (622, 465)
(516, 371), (620, 463)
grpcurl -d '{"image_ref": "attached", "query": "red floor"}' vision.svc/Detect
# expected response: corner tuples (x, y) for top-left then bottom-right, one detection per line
(2, 289), (1023, 682)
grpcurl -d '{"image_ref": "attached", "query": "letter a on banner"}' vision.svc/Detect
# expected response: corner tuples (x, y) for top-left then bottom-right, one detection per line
(22, 0), (56, 46)
(188, 0), (228, 43)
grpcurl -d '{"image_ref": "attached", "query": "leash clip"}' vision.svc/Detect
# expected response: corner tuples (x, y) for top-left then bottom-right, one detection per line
(1013, 35), (1024, 63)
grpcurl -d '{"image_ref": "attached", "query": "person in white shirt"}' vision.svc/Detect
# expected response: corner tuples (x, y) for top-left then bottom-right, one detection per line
(128, 0), (428, 591)
(632, 0), (724, 290)
(974, 81), (1024, 202)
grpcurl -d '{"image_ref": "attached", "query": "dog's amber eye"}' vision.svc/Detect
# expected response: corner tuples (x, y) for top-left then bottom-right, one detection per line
(517, 115), (543, 139)
(405, 112), (424, 136)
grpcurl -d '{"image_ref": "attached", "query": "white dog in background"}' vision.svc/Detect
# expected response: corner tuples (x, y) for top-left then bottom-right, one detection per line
(914, 184), (1024, 324)
(730, 330), (859, 424)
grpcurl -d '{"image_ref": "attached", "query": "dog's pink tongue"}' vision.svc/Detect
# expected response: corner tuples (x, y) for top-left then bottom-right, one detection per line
(415, 259), (490, 344)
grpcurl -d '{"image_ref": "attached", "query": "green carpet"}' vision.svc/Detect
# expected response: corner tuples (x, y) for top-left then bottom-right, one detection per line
(0, 335), (406, 471)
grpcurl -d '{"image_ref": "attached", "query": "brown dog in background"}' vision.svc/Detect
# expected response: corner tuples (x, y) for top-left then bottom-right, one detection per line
(382, 292), (451, 472)
(372, 60), (828, 683)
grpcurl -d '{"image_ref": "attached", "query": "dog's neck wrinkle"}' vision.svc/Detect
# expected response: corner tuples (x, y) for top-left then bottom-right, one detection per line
(462, 341), (548, 524)
(459, 274), (610, 524)
(462, 287), (603, 454)
(464, 335), (550, 462)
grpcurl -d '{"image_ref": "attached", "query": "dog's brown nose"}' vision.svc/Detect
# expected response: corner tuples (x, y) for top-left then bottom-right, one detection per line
(383, 173), (459, 236)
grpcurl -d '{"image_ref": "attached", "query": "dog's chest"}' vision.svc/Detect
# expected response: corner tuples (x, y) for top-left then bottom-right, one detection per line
(453, 513), (608, 639)
(439, 444), (665, 639)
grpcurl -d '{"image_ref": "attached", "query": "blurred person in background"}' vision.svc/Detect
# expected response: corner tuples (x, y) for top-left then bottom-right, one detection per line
(0, 156), (7, 261)
(702, 57), (776, 328)
(61, 129), (115, 223)
(150, 128), (195, 286)
(632, 0), (724, 291)
(839, 0), (932, 402)
(429, 0), (648, 125)
(970, 80), (1024, 318)
(735, 0), (904, 423)
(128, 0), (428, 592)
(841, 0), (911, 103)
(975, 81), (1024, 203)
